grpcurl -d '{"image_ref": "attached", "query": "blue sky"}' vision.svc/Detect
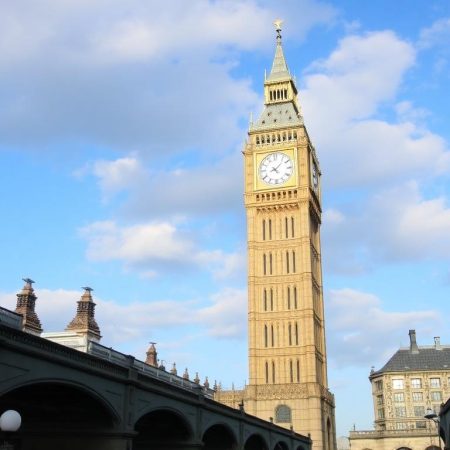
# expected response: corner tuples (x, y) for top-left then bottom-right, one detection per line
(1, 0), (450, 437)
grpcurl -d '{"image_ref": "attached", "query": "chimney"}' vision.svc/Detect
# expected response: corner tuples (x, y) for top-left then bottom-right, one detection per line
(15, 278), (43, 336)
(409, 329), (419, 354)
(434, 336), (442, 350)
(65, 287), (101, 342)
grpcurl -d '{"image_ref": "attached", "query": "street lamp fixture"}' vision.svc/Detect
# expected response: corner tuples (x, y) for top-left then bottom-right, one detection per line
(0, 410), (21, 450)
(424, 407), (442, 450)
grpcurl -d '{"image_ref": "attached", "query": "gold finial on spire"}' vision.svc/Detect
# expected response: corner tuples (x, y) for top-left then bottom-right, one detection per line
(274, 19), (283, 39)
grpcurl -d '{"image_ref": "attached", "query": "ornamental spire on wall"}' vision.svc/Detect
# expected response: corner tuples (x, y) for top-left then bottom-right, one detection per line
(65, 287), (101, 341)
(15, 278), (43, 336)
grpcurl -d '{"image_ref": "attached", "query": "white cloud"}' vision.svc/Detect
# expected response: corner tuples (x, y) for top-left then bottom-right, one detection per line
(418, 18), (450, 50)
(0, 0), (335, 154)
(323, 182), (450, 273)
(0, 284), (247, 357)
(80, 220), (194, 264)
(301, 31), (450, 187)
(327, 288), (439, 367)
(79, 219), (245, 280)
(92, 157), (146, 199)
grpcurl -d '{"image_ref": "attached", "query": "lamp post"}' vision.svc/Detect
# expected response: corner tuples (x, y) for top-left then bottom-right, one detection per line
(0, 410), (21, 450)
(425, 407), (442, 450)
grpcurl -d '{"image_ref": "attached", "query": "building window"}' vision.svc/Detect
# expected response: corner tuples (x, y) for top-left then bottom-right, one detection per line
(374, 380), (383, 391)
(292, 251), (296, 272)
(265, 362), (269, 383)
(291, 217), (295, 237)
(286, 251), (290, 273)
(377, 395), (384, 406)
(269, 253), (273, 274)
(414, 406), (425, 417)
(296, 359), (300, 382)
(290, 360), (293, 382)
(264, 325), (268, 347)
(272, 361), (275, 383)
(412, 392), (423, 402)
(262, 219), (266, 240)
(271, 325), (274, 347)
(263, 289), (267, 311)
(269, 219), (272, 240)
(411, 378), (422, 388)
(378, 408), (385, 419)
(275, 405), (291, 423)
(287, 287), (291, 309)
(393, 393), (404, 402)
(431, 391), (442, 401)
(395, 422), (408, 430)
(285, 217), (288, 238)
(294, 287), (298, 309)
(288, 324), (292, 346)
(263, 254), (267, 275)
(270, 289), (274, 311)
(415, 421), (427, 429)
(392, 379), (404, 390)
(295, 323), (299, 345)
(395, 406), (406, 417)
(430, 378), (441, 388)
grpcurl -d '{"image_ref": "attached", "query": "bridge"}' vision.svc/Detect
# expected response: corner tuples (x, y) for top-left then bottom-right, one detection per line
(0, 308), (311, 450)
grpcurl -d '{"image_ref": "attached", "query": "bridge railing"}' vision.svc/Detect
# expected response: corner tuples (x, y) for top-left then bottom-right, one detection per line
(0, 306), (23, 330)
(88, 341), (215, 399)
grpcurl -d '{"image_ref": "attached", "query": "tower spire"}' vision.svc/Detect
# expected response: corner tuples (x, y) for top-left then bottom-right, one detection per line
(267, 19), (290, 82)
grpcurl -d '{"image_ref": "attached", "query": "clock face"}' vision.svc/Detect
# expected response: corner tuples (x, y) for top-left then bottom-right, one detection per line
(259, 152), (293, 186)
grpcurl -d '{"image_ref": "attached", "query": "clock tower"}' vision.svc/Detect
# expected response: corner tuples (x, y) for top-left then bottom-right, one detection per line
(242, 22), (336, 450)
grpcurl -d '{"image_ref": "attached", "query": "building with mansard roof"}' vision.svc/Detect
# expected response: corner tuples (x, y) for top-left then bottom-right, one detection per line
(349, 330), (450, 450)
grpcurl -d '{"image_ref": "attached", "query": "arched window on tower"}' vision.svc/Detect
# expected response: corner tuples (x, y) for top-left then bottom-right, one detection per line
(271, 325), (275, 347)
(287, 287), (291, 309)
(269, 253), (273, 274)
(272, 361), (276, 383)
(270, 288), (274, 311)
(269, 219), (272, 240)
(285, 217), (288, 238)
(264, 325), (268, 347)
(291, 217), (295, 237)
(263, 254), (267, 275)
(263, 289), (267, 311)
(295, 323), (299, 345)
(262, 219), (266, 241)
(275, 405), (291, 423)
(294, 287), (298, 309)
(290, 360), (293, 382)
(265, 361), (269, 383)
(284, 89), (288, 99)
(269, 91), (273, 101)
(292, 251), (296, 273)
(288, 324), (292, 346)
(286, 251), (290, 274)
(297, 359), (300, 382)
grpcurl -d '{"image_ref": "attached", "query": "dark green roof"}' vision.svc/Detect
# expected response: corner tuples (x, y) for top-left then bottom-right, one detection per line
(371, 347), (450, 377)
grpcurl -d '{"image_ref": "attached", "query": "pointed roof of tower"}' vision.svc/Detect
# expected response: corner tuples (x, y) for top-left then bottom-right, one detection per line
(266, 19), (291, 82)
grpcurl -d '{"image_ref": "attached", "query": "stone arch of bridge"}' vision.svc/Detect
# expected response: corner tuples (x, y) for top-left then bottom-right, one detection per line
(133, 407), (195, 450)
(244, 433), (269, 450)
(202, 422), (238, 450)
(0, 380), (121, 450)
(274, 440), (290, 450)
